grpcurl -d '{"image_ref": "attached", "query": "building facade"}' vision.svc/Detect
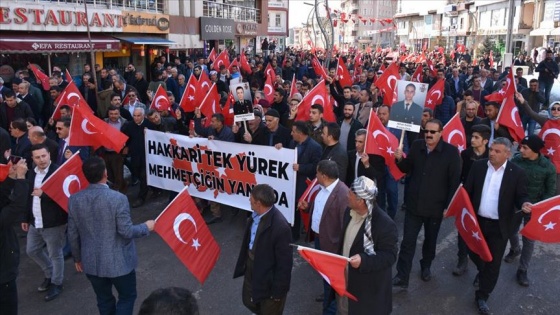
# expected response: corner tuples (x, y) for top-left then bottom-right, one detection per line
(256, 0), (289, 53)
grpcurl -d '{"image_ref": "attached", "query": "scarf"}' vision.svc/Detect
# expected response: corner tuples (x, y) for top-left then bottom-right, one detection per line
(351, 176), (378, 255)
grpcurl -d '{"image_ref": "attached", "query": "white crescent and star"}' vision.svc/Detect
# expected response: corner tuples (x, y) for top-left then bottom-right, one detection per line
(264, 84), (273, 96)
(62, 175), (80, 198)
(387, 75), (397, 90)
(460, 208), (481, 241)
(81, 119), (97, 135)
(431, 90), (442, 101)
(537, 205), (560, 230)
(155, 95), (167, 110)
(311, 95), (325, 105)
(67, 92), (81, 104)
(447, 129), (465, 144)
(173, 213), (202, 251)
(511, 107), (520, 127)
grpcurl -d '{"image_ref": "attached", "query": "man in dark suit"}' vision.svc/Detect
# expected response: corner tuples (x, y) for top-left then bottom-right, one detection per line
(346, 129), (385, 198)
(263, 109), (292, 148)
(299, 160), (349, 314)
(463, 137), (530, 315)
(233, 184), (293, 315)
(337, 176), (398, 315)
(392, 119), (461, 288)
(28, 126), (59, 167)
(68, 157), (154, 315)
(233, 86), (253, 116)
(54, 117), (90, 165)
(480, 102), (514, 144)
(21, 144), (67, 301)
(289, 121), (322, 241)
(320, 122), (348, 184)
(389, 83), (424, 126)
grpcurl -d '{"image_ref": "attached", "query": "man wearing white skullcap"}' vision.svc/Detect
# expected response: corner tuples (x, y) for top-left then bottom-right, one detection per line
(336, 176), (398, 315)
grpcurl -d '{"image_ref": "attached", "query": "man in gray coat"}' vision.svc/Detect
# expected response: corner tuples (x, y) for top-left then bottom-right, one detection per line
(68, 157), (155, 315)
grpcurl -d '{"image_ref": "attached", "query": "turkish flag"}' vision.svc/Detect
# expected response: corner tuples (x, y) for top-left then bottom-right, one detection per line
(208, 47), (217, 62)
(121, 94), (130, 107)
(297, 246), (357, 301)
(496, 95), (525, 142)
(485, 69), (516, 103)
(264, 74), (275, 104)
(424, 79), (445, 110)
(51, 81), (94, 121)
(311, 56), (328, 79)
(354, 52), (362, 69)
(68, 104), (128, 152)
(199, 83), (222, 127)
(298, 178), (320, 232)
(65, 69), (73, 84)
(179, 74), (199, 113)
(212, 49), (230, 70)
(41, 153), (89, 212)
(150, 85), (171, 112)
(379, 63), (386, 72)
(222, 91), (236, 127)
(412, 64), (423, 83)
(336, 56), (353, 88)
(265, 63), (276, 84)
(456, 44), (466, 54)
(240, 50), (252, 74)
(228, 58), (239, 73)
(374, 62), (399, 106)
(520, 195), (560, 243)
(450, 50), (456, 61)
(296, 80), (336, 123)
(364, 111), (406, 180)
(29, 63), (51, 90)
(0, 164), (9, 182)
(426, 59), (437, 77)
(442, 113), (467, 153)
(196, 70), (212, 105)
(539, 119), (560, 173)
(289, 73), (298, 99)
(155, 187), (220, 284)
(445, 185), (493, 262)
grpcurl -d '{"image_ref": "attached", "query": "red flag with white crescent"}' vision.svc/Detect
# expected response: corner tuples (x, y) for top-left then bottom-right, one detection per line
(289, 74), (298, 99)
(424, 79), (445, 110)
(196, 70), (212, 105)
(179, 74), (198, 113)
(298, 177), (320, 232)
(68, 104), (128, 151)
(42, 153), (89, 212)
(265, 63), (276, 83)
(155, 187), (220, 284)
(520, 195), (560, 243)
(240, 50), (253, 74)
(485, 68), (517, 103)
(336, 56), (353, 88)
(445, 185), (493, 262)
(50, 81), (94, 121)
(411, 64), (423, 83)
(364, 111), (405, 180)
(374, 62), (399, 106)
(29, 63), (51, 90)
(442, 113), (467, 153)
(208, 47), (217, 62)
(311, 55), (328, 79)
(199, 83), (222, 127)
(496, 95), (525, 142)
(539, 119), (560, 173)
(296, 80), (336, 122)
(150, 85), (171, 113)
(264, 74), (275, 104)
(212, 49), (230, 70)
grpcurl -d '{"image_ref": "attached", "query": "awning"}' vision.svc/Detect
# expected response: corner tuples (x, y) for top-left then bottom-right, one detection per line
(551, 28), (560, 36)
(0, 33), (120, 53)
(114, 36), (175, 46)
(529, 28), (553, 36)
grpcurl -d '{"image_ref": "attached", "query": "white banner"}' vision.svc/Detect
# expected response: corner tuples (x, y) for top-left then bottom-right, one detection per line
(145, 130), (297, 224)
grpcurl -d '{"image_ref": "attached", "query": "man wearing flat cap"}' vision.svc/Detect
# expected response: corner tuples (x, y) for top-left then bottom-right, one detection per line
(337, 176), (398, 315)
(504, 135), (556, 287)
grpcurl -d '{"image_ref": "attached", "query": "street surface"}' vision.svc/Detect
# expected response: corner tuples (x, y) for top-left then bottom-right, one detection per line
(16, 184), (560, 315)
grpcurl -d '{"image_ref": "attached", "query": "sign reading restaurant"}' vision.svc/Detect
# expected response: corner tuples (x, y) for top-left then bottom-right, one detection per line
(0, 3), (169, 33)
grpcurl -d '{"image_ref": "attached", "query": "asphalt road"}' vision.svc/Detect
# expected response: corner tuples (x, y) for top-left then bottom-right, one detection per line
(15, 183), (560, 315)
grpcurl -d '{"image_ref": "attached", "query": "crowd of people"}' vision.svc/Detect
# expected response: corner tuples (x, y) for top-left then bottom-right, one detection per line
(0, 44), (559, 315)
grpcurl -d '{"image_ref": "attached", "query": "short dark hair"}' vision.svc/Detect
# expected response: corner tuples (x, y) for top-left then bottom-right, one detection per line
(57, 117), (71, 128)
(317, 160), (339, 179)
(211, 113), (224, 123)
(147, 109), (159, 117)
(323, 122), (341, 141)
(82, 157), (106, 184)
(275, 88), (286, 98)
(251, 184), (276, 207)
(463, 90), (473, 97)
(529, 78), (538, 84)
(425, 118), (443, 131)
(471, 124), (492, 141)
(60, 105), (72, 112)
(107, 105), (120, 113)
(4, 90), (16, 99)
(26, 117), (37, 127)
(11, 118), (28, 132)
(30, 143), (49, 155)
(138, 287), (199, 315)
(292, 120), (309, 135)
(310, 103), (324, 114)
(484, 101), (501, 109)
(405, 83), (416, 91)
(110, 93), (121, 101)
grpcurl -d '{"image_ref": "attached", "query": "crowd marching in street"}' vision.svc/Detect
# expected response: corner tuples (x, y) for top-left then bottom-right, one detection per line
(1, 43), (560, 315)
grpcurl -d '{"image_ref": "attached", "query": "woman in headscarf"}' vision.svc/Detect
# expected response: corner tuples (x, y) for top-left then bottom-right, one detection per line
(336, 176), (398, 315)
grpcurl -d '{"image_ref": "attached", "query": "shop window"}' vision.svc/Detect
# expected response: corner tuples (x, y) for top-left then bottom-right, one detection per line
(276, 14), (281, 27)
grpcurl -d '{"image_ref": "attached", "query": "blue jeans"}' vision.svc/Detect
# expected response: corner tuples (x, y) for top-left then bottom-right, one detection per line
(314, 238), (337, 315)
(26, 224), (66, 285)
(521, 114), (536, 136)
(86, 270), (137, 315)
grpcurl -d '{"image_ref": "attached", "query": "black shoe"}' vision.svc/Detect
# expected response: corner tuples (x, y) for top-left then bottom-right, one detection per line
(516, 270), (529, 287)
(421, 267), (432, 282)
(503, 248), (520, 263)
(452, 257), (468, 276)
(45, 284), (63, 301)
(131, 199), (144, 208)
(38, 278), (52, 292)
(205, 217), (223, 225)
(392, 276), (408, 288)
(476, 298), (490, 315)
(473, 274), (480, 288)
(315, 293), (324, 302)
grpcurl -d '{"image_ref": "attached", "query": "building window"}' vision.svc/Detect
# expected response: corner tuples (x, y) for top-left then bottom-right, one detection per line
(276, 14), (281, 27)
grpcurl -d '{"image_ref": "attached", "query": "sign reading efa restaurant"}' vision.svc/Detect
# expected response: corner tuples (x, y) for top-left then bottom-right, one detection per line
(0, 3), (169, 33)
(200, 17), (235, 40)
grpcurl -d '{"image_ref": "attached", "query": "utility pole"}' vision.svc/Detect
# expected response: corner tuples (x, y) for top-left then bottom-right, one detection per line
(504, 0), (515, 53)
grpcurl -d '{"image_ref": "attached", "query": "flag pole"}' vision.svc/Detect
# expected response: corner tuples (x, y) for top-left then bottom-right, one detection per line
(292, 244), (352, 261)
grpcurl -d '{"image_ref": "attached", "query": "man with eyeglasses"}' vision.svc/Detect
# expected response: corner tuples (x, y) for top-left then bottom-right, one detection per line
(392, 119), (461, 288)
(520, 79), (545, 136)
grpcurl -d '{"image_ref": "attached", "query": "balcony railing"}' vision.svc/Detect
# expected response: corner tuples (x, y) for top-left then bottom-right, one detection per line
(202, 0), (261, 23)
(14, 0), (165, 13)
